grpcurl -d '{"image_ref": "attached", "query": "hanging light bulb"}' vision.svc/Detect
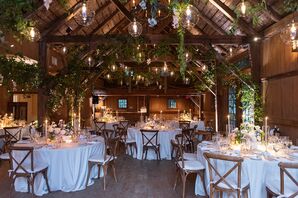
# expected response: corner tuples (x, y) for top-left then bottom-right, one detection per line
(62, 46), (67, 54)
(163, 62), (168, 72)
(182, 5), (199, 28)
(26, 26), (40, 42)
(107, 74), (111, 79)
(280, 20), (298, 44)
(74, 1), (95, 26)
(0, 74), (3, 86)
(240, 0), (246, 16)
(88, 57), (92, 66)
(111, 65), (117, 72)
(290, 20), (297, 40)
(128, 18), (142, 37)
(170, 71), (174, 76)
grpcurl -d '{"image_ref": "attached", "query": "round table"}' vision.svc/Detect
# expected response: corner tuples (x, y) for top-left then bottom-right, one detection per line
(168, 120), (205, 130)
(127, 127), (181, 160)
(194, 142), (298, 198)
(14, 137), (105, 196)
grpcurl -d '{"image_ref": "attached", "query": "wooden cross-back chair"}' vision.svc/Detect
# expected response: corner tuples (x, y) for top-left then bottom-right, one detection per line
(179, 121), (191, 130)
(94, 121), (106, 136)
(266, 162), (298, 198)
(86, 136), (119, 190)
(4, 127), (22, 150)
(114, 124), (137, 156)
(102, 129), (117, 142)
(119, 120), (129, 131)
(173, 134), (207, 198)
(203, 152), (250, 198)
(182, 128), (196, 153)
(140, 129), (160, 160)
(8, 146), (51, 196)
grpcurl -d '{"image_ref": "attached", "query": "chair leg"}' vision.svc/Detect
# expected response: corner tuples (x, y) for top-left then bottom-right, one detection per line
(130, 144), (133, 156)
(173, 168), (179, 190)
(85, 162), (93, 187)
(181, 172), (188, 198)
(111, 161), (117, 183)
(43, 169), (51, 193)
(145, 148), (148, 160)
(102, 164), (108, 190)
(31, 175), (35, 197)
(220, 191), (223, 198)
(134, 144), (137, 157)
(142, 147), (144, 160)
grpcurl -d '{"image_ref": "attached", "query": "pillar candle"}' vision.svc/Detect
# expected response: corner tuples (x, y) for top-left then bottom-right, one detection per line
(45, 119), (48, 141)
(227, 115), (230, 135)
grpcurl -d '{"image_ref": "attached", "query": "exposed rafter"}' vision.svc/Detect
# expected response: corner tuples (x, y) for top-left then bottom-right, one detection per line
(41, 0), (83, 37)
(46, 34), (250, 45)
(208, 0), (260, 36)
(111, 0), (134, 21)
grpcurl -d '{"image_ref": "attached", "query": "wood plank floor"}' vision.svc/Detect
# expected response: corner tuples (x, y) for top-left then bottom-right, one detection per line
(0, 155), (204, 198)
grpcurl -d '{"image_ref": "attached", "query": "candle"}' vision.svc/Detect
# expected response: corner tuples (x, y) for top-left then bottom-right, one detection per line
(227, 115), (231, 135)
(265, 116), (268, 143)
(45, 119), (48, 141)
(160, 110), (163, 120)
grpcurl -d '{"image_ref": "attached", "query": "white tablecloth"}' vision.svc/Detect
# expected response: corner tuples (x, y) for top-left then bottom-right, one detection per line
(127, 127), (181, 160)
(14, 137), (105, 196)
(194, 143), (298, 198)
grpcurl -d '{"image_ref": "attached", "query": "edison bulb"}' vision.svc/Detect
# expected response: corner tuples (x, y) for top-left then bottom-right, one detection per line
(240, 1), (246, 16)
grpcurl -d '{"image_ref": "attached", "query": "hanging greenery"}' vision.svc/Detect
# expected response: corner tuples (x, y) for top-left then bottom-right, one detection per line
(283, 0), (298, 12)
(0, 0), (38, 40)
(0, 54), (41, 91)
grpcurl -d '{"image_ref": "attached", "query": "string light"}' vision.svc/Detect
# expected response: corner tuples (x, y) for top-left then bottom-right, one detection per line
(290, 20), (297, 40)
(128, 18), (142, 37)
(62, 46), (67, 54)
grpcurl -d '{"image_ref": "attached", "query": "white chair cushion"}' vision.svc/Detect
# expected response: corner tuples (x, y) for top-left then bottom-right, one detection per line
(212, 176), (250, 191)
(125, 138), (136, 143)
(266, 180), (297, 197)
(88, 155), (115, 164)
(15, 162), (48, 174)
(183, 153), (197, 161)
(0, 153), (9, 160)
(178, 160), (205, 171)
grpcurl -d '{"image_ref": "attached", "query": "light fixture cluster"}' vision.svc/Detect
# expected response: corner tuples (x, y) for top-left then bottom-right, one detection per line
(280, 19), (298, 52)
(74, 0), (95, 26)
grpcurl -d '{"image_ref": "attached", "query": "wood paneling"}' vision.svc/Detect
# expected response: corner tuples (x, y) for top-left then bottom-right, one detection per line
(262, 33), (298, 140)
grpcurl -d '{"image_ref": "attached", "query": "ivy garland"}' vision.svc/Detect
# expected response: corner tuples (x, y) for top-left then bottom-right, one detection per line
(0, 54), (41, 91)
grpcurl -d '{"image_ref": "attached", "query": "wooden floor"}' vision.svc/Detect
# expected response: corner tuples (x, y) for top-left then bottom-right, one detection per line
(0, 155), (203, 198)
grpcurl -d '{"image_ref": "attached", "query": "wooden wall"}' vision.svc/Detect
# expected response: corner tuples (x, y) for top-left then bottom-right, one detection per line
(262, 34), (298, 140)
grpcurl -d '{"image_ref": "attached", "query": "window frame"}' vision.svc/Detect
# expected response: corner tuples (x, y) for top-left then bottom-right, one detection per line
(167, 98), (177, 109)
(118, 98), (128, 109)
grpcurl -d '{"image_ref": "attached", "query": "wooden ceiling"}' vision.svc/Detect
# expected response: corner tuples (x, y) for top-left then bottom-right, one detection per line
(28, 0), (291, 90)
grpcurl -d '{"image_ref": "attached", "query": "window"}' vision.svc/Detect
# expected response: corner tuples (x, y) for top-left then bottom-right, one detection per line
(168, 99), (177, 109)
(118, 99), (127, 109)
(228, 87), (237, 128)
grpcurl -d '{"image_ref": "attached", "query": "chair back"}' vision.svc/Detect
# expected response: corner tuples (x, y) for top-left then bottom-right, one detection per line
(4, 127), (22, 145)
(119, 120), (129, 131)
(140, 129), (159, 147)
(104, 136), (120, 162)
(197, 130), (213, 141)
(94, 121), (106, 135)
(203, 152), (244, 192)
(278, 162), (298, 197)
(102, 129), (117, 141)
(9, 146), (34, 174)
(179, 121), (191, 130)
(182, 128), (195, 145)
(173, 134), (186, 167)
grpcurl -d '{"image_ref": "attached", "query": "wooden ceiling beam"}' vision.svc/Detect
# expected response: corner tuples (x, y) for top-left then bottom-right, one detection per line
(41, 0), (83, 37)
(264, 12), (298, 38)
(192, 2), (227, 35)
(208, 0), (260, 36)
(46, 34), (250, 44)
(111, 0), (134, 22)
(90, 1), (131, 35)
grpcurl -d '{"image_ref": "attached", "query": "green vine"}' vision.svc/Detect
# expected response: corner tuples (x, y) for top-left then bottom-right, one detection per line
(0, 54), (41, 91)
(283, 0), (298, 12)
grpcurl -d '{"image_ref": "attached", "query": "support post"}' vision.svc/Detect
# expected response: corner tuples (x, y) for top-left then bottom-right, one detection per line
(38, 40), (47, 125)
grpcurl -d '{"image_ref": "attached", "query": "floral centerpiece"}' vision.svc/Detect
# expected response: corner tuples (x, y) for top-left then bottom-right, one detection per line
(99, 109), (117, 122)
(229, 122), (264, 144)
(48, 121), (71, 141)
(179, 112), (192, 121)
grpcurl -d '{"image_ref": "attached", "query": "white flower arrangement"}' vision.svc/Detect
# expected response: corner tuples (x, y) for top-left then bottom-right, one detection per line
(179, 112), (192, 121)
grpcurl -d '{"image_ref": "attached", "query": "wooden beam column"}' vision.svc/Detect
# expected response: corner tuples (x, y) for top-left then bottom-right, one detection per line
(249, 41), (262, 86)
(38, 40), (48, 125)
